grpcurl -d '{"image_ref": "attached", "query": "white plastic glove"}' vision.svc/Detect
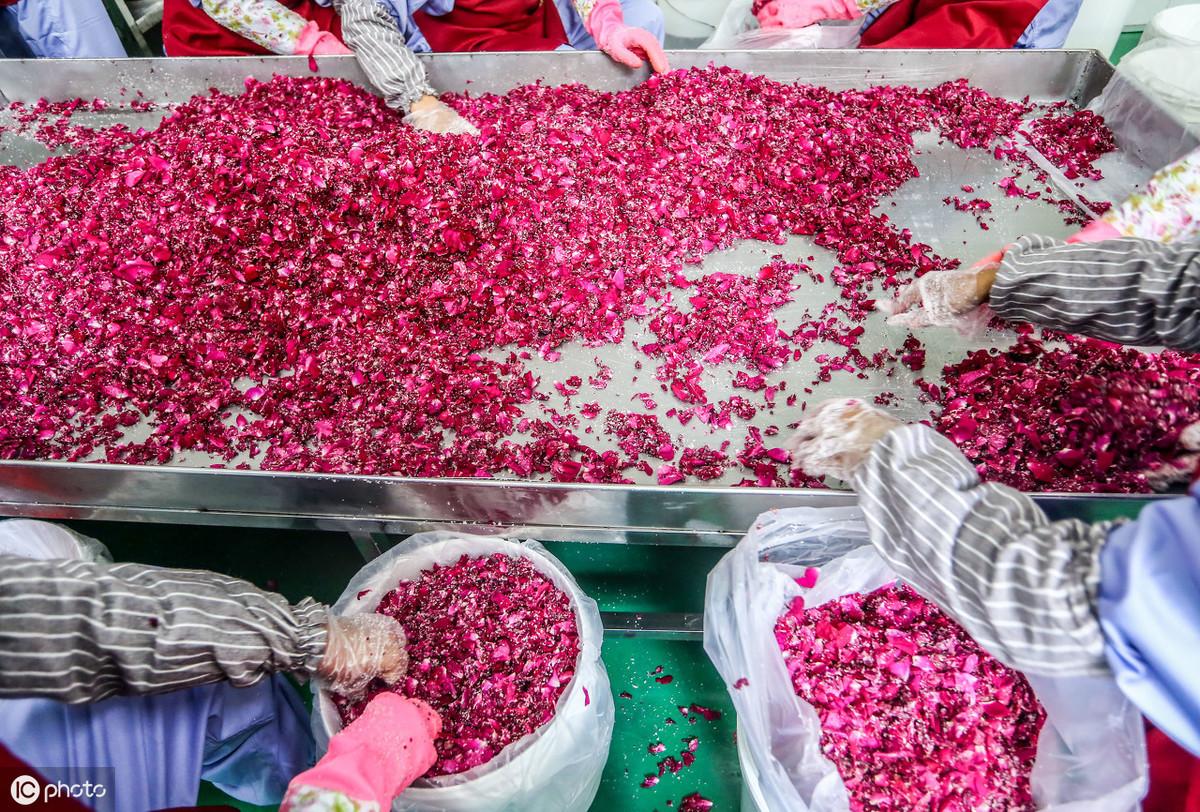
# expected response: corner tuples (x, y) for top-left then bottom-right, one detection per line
(1144, 421), (1200, 492)
(319, 614), (409, 699)
(785, 398), (902, 483)
(403, 96), (480, 136)
(881, 260), (998, 332)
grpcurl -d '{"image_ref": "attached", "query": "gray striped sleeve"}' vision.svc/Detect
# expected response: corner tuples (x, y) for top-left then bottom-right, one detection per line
(334, 0), (435, 112)
(992, 234), (1200, 350)
(854, 424), (1111, 677)
(0, 555), (328, 703)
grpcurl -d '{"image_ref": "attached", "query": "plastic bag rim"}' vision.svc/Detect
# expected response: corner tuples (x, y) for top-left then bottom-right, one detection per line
(313, 532), (605, 795)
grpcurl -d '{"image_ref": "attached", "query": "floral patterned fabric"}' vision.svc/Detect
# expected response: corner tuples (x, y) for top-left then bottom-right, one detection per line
(1107, 146), (1200, 244)
(193, 0), (313, 53)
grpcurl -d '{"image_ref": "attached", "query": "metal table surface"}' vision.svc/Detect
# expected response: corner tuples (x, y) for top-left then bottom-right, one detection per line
(0, 51), (1195, 545)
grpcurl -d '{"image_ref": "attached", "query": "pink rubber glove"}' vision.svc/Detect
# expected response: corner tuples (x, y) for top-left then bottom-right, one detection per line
(282, 694), (441, 811)
(294, 21), (353, 56)
(587, 0), (670, 73)
(755, 0), (860, 29)
(1066, 218), (1121, 244)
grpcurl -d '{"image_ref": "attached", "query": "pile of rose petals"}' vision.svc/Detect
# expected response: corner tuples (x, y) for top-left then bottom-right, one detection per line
(1022, 106), (1116, 181)
(0, 68), (1153, 489)
(334, 553), (580, 777)
(923, 327), (1200, 492)
(776, 583), (1045, 812)
(0, 71), (1011, 478)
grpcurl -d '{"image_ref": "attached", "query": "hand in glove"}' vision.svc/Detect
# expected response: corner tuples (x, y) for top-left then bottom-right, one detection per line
(319, 614), (409, 699)
(294, 21), (353, 56)
(587, 0), (670, 73)
(404, 95), (480, 136)
(281, 693), (441, 812)
(785, 398), (902, 483)
(754, 0), (860, 29)
(881, 259), (999, 331)
(884, 216), (1126, 332)
(1144, 421), (1200, 492)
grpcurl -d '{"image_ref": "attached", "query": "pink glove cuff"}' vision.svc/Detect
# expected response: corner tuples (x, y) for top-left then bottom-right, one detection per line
(1067, 219), (1121, 244)
(585, 0), (626, 44)
(294, 21), (325, 55)
(294, 22), (352, 56)
(971, 248), (1007, 268)
(289, 695), (441, 806)
(312, 34), (353, 56)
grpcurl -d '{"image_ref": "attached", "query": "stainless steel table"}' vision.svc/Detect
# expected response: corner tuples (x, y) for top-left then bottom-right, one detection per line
(0, 51), (1193, 548)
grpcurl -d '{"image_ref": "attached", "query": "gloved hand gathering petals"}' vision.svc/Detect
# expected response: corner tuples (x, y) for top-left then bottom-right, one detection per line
(404, 96), (480, 136)
(319, 614), (409, 699)
(786, 398), (903, 483)
(882, 256), (1000, 331)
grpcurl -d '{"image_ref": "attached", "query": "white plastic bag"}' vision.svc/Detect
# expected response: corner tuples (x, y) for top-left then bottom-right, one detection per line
(312, 531), (614, 812)
(700, 0), (861, 51)
(704, 507), (1148, 812)
(0, 519), (111, 563)
(1120, 44), (1200, 129)
(1089, 7), (1200, 164)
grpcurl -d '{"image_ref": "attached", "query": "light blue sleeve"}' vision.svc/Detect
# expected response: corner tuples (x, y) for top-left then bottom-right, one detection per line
(1098, 489), (1200, 757)
(9, 0), (125, 58)
(202, 675), (316, 806)
(1015, 0), (1082, 48)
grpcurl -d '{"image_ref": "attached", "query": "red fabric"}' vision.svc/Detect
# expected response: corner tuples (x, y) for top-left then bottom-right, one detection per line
(415, 0), (567, 52)
(0, 743), (89, 811)
(859, 0), (1049, 48)
(1145, 724), (1200, 812)
(163, 0), (344, 57)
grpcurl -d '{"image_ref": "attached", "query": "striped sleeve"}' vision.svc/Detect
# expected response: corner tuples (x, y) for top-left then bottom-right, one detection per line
(333, 0), (434, 112)
(854, 424), (1112, 677)
(992, 235), (1200, 350)
(0, 555), (329, 703)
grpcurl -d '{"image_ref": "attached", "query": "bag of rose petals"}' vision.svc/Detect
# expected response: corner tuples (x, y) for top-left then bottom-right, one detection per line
(312, 531), (614, 812)
(704, 507), (1149, 812)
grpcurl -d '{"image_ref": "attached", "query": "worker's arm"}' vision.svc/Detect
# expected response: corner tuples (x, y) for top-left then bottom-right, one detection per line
(331, 0), (434, 112)
(331, 0), (477, 133)
(790, 399), (1200, 755)
(574, 0), (669, 73)
(885, 146), (1200, 334)
(785, 401), (1111, 676)
(853, 422), (1112, 677)
(989, 236), (1200, 350)
(0, 555), (406, 703)
(198, 0), (347, 55)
